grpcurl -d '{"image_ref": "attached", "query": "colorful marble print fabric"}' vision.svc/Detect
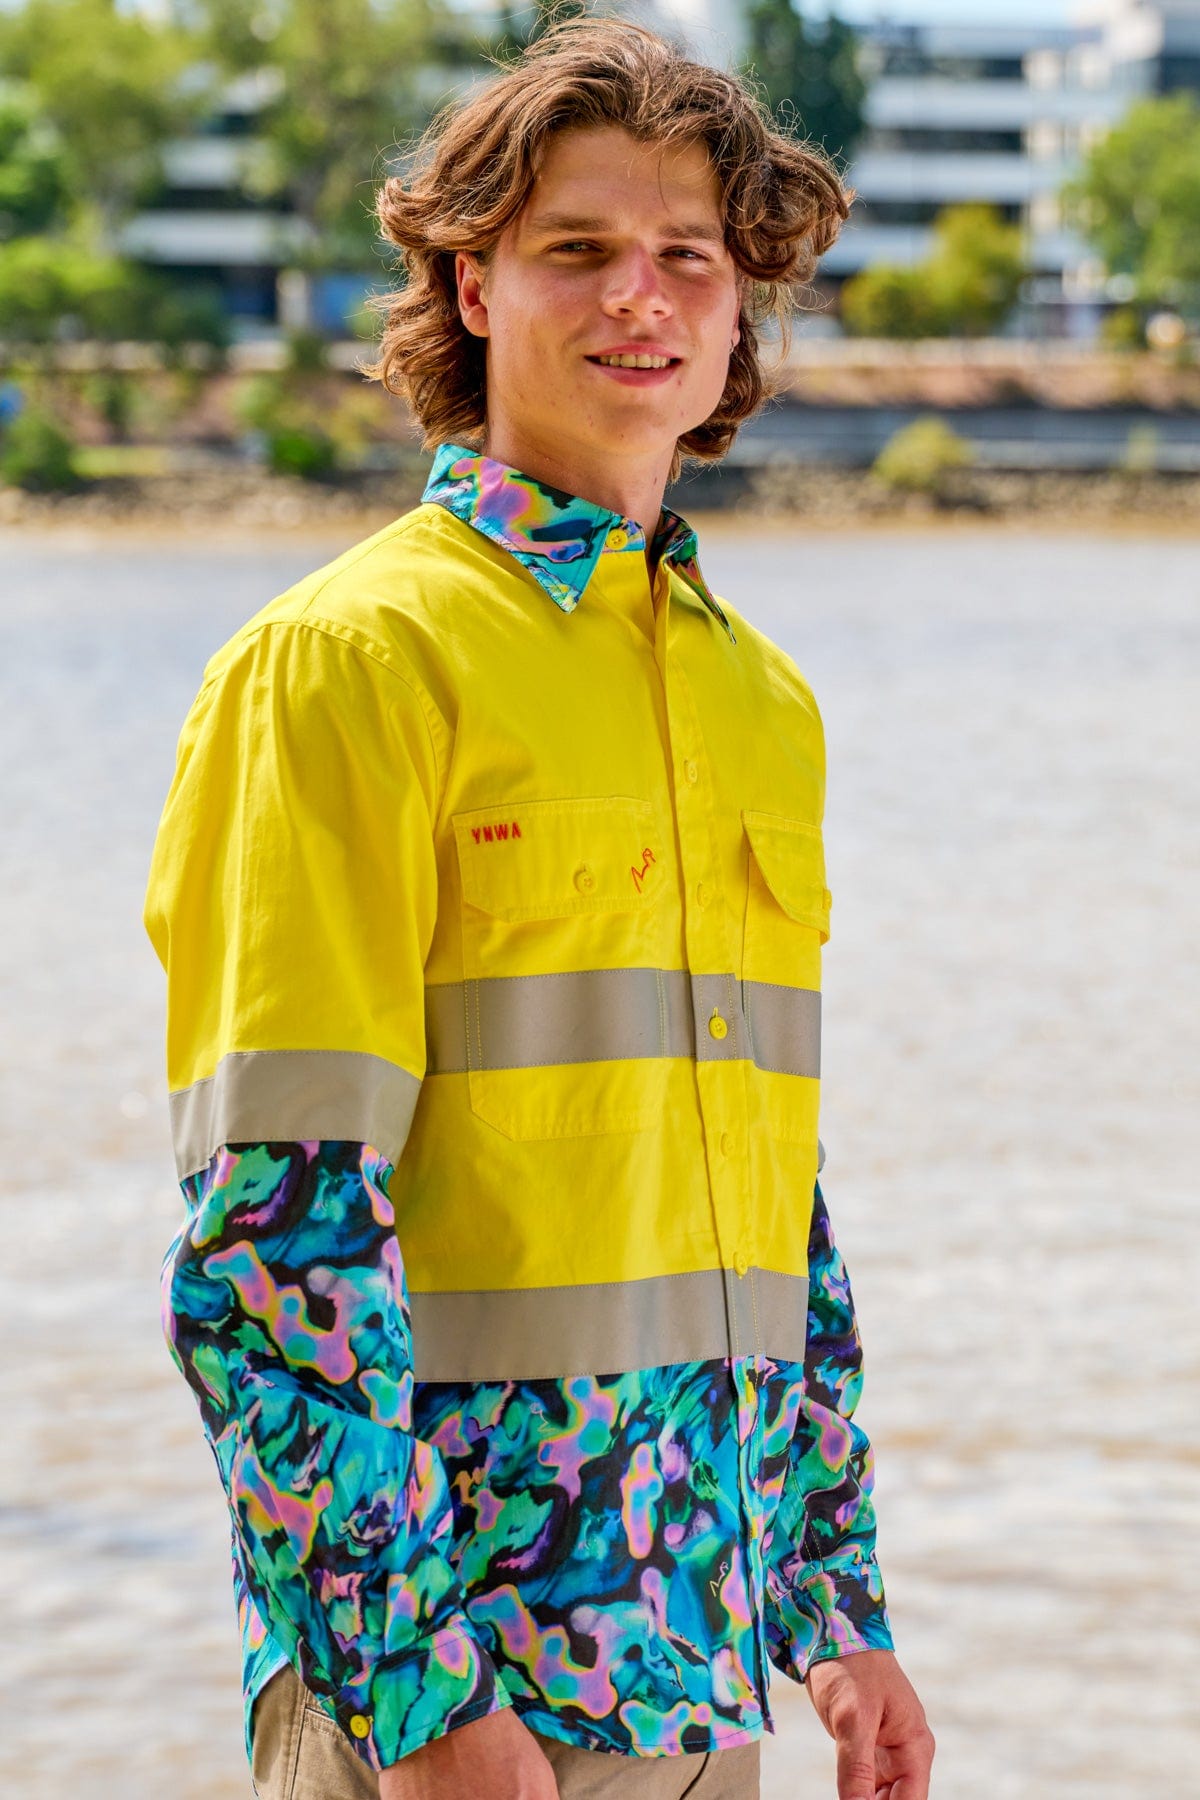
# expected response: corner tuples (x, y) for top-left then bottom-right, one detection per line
(423, 441), (733, 636)
(163, 1139), (891, 1770)
(165, 1141), (511, 1770)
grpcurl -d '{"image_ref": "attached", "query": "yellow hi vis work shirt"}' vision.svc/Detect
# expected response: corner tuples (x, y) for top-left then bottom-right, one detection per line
(146, 443), (891, 1774)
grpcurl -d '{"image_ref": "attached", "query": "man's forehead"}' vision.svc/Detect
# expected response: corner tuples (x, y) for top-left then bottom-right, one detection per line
(518, 128), (723, 236)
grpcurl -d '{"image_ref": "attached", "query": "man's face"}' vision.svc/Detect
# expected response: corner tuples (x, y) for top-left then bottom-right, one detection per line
(456, 124), (742, 477)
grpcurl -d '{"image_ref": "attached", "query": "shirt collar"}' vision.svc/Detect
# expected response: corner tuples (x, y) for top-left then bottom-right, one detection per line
(421, 442), (735, 644)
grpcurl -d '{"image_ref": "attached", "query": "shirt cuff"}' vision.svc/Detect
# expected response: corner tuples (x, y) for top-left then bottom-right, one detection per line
(766, 1550), (894, 1684)
(319, 1616), (512, 1771)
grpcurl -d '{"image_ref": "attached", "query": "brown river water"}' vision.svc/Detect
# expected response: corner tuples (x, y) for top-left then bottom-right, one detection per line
(1, 522), (1196, 1798)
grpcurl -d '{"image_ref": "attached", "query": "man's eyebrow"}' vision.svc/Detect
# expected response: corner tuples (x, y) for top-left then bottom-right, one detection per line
(524, 211), (726, 244)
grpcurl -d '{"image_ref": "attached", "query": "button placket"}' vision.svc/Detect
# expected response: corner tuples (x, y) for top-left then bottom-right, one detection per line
(666, 625), (752, 1292)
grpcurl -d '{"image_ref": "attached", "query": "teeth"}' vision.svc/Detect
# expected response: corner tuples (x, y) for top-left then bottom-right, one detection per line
(597, 353), (672, 369)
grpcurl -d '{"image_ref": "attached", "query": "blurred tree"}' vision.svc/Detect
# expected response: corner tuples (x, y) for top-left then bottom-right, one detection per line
(0, 234), (147, 346)
(740, 0), (865, 167)
(190, 0), (437, 269)
(842, 204), (1027, 338)
(490, 1), (588, 61)
(1064, 93), (1200, 314)
(0, 88), (73, 239)
(0, 0), (200, 240)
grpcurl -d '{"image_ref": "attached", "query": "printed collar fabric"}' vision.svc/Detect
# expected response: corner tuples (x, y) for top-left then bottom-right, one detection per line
(422, 442), (733, 640)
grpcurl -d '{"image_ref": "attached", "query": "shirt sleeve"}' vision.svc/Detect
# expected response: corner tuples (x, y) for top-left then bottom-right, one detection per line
(146, 619), (510, 1768)
(163, 1138), (509, 1767)
(764, 1182), (895, 1682)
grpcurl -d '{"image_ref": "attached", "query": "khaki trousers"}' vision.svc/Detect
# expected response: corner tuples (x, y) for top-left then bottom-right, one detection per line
(251, 1662), (761, 1799)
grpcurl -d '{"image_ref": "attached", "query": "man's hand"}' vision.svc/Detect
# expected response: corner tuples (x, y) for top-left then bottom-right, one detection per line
(378, 1706), (559, 1799)
(806, 1648), (934, 1800)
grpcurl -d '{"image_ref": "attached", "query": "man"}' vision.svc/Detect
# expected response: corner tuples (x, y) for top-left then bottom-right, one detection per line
(146, 19), (934, 1800)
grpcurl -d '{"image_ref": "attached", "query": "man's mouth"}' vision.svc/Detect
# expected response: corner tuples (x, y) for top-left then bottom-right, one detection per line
(588, 353), (679, 370)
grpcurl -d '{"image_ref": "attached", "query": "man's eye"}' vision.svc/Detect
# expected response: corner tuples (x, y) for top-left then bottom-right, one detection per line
(551, 241), (594, 253)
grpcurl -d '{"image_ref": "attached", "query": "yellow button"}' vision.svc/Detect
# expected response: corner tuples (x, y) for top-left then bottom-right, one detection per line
(708, 1009), (728, 1041)
(719, 1131), (734, 1157)
(696, 882), (711, 909)
(606, 527), (628, 551)
(734, 1250), (749, 1277)
(349, 1715), (371, 1739)
(574, 864), (596, 894)
(683, 758), (699, 785)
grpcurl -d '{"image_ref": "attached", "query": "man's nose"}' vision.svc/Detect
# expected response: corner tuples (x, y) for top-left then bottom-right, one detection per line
(601, 246), (672, 316)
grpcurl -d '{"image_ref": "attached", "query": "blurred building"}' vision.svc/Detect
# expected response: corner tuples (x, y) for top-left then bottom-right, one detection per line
(115, 0), (1200, 337)
(826, 1), (1200, 335)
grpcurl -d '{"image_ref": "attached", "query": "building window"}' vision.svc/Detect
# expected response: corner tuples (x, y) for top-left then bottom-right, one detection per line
(868, 127), (1026, 154)
(879, 49), (1027, 81)
(854, 199), (1023, 227)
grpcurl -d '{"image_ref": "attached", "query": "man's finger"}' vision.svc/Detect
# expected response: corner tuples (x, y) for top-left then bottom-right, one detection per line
(835, 1724), (879, 1800)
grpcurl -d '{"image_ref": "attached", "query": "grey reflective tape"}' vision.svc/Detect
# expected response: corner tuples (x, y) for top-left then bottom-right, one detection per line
(409, 1265), (810, 1382)
(425, 969), (820, 1080)
(424, 968), (695, 1074)
(742, 982), (821, 1079)
(169, 1049), (421, 1181)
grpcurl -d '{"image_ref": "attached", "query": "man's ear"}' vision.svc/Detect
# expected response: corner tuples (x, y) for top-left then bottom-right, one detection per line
(456, 251), (490, 340)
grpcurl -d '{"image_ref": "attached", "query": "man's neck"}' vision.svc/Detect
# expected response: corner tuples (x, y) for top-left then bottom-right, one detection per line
(480, 423), (671, 540)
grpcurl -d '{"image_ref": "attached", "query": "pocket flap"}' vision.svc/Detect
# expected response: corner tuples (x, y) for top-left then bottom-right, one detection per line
(742, 810), (831, 941)
(454, 796), (663, 921)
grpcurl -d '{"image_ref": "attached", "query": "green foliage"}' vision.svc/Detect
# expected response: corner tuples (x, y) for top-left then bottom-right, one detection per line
(740, 0), (865, 167)
(0, 402), (76, 489)
(840, 263), (941, 339)
(1101, 305), (1147, 352)
(0, 234), (146, 343)
(0, 0), (202, 236)
(191, 0), (434, 262)
(490, 1), (588, 62)
(83, 370), (138, 441)
(1065, 94), (1200, 311)
(0, 86), (72, 239)
(267, 424), (336, 479)
(873, 416), (975, 498)
(842, 204), (1027, 338)
(284, 327), (330, 374)
(149, 282), (231, 367)
(234, 369), (339, 479)
(1121, 422), (1160, 476)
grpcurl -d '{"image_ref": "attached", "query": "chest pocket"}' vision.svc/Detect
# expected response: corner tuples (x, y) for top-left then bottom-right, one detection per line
(451, 795), (669, 1139)
(741, 810), (830, 1147)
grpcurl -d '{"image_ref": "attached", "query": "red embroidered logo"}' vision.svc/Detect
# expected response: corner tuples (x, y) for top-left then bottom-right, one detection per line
(471, 821), (522, 845)
(631, 847), (656, 892)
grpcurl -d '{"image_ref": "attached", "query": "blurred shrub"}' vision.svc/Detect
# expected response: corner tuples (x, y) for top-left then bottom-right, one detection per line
(840, 264), (941, 339)
(284, 328), (329, 374)
(267, 425), (337, 479)
(234, 372), (337, 480)
(1121, 423), (1160, 476)
(1101, 306), (1147, 352)
(873, 416), (975, 498)
(234, 372), (290, 436)
(84, 369), (139, 440)
(0, 404), (77, 489)
(843, 205), (1027, 339)
(0, 235), (143, 344)
(149, 283), (231, 368)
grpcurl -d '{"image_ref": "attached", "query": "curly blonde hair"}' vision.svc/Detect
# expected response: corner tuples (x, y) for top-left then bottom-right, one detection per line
(367, 15), (849, 479)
